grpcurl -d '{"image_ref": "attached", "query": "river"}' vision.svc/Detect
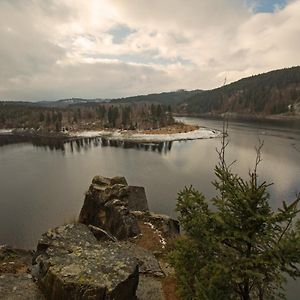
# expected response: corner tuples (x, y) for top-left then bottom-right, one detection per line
(0, 117), (299, 298)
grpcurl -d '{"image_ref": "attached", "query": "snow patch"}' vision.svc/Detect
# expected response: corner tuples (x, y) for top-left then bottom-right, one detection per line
(70, 127), (221, 142)
(144, 221), (167, 249)
(0, 129), (13, 134)
(69, 131), (101, 138)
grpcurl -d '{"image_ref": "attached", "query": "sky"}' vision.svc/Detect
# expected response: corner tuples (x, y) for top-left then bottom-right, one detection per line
(0, 0), (299, 101)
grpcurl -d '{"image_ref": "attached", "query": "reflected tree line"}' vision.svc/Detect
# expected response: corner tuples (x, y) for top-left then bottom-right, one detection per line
(0, 134), (173, 154)
(68, 137), (173, 154)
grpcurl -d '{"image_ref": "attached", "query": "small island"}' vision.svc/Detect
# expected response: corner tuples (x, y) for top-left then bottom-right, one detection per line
(0, 102), (220, 143)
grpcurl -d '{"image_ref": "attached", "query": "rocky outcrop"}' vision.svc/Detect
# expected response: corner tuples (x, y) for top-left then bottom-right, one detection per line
(79, 175), (148, 240)
(31, 223), (170, 300)
(2, 175), (180, 300)
(78, 175), (178, 243)
(32, 224), (139, 300)
(77, 175), (181, 299)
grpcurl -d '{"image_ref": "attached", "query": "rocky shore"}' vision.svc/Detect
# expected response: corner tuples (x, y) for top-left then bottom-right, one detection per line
(0, 176), (180, 300)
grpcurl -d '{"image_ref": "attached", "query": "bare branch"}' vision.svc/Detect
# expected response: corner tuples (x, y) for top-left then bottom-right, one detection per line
(254, 138), (264, 181)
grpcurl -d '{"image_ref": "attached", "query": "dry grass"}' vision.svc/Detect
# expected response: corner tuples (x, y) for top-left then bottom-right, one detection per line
(162, 276), (180, 300)
(0, 248), (32, 275)
(140, 123), (199, 135)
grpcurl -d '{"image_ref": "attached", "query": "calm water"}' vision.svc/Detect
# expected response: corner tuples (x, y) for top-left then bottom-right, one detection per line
(0, 117), (299, 298)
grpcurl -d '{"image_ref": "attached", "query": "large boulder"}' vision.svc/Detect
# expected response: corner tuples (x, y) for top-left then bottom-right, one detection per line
(32, 224), (139, 300)
(124, 186), (149, 212)
(79, 175), (144, 240)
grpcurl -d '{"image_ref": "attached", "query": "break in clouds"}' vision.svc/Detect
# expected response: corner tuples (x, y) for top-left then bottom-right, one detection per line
(0, 0), (299, 101)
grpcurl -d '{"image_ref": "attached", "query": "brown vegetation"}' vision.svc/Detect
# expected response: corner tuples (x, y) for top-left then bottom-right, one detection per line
(161, 277), (180, 300)
(0, 247), (31, 275)
(140, 123), (199, 135)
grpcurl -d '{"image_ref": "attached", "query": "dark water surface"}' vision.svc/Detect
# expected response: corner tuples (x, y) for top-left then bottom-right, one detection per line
(0, 117), (299, 298)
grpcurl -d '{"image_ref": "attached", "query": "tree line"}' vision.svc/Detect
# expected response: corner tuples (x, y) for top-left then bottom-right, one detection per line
(0, 102), (174, 132)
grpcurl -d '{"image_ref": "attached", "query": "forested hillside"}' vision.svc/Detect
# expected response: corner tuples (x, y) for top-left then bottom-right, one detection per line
(181, 67), (300, 117)
(112, 89), (202, 105)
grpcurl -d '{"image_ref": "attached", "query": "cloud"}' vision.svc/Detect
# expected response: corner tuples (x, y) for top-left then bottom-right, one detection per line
(0, 0), (299, 100)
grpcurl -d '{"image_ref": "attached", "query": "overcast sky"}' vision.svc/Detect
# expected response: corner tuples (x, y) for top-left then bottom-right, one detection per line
(0, 0), (299, 101)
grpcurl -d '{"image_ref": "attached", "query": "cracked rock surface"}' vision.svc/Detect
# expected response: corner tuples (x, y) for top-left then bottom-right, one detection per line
(33, 223), (139, 300)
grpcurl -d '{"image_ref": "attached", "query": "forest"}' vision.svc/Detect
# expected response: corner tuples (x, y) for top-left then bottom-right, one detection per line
(181, 66), (300, 116)
(0, 102), (174, 133)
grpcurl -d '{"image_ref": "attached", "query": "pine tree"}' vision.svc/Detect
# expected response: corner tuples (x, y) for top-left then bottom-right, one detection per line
(39, 112), (45, 122)
(170, 129), (300, 300)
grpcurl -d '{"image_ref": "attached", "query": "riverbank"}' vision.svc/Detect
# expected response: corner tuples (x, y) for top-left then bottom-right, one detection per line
(69, 123), (221, 142)
(0, 122), (221, 144)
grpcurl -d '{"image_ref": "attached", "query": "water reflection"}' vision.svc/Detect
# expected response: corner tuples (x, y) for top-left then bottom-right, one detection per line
(0, 134), (173, 154)
(0, 135), (67, 151)
(100, 138), (173, 154)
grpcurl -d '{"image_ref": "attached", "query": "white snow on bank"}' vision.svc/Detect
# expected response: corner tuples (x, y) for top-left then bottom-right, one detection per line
(70, 127), (221, 142)
(69, 131), (101, 138)
(0, 129), (13, 134)
(144, 221), (167, 249)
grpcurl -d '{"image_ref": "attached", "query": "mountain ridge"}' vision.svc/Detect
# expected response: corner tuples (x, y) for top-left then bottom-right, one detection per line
(181, 66), (300, 117)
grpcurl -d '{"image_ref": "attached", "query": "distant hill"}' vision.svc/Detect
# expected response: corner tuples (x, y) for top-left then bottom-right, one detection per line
(111, 89), (202, 105)
(1, 90), (201, 108)
(36, 98), (108, 108)
(0, 98), (109, 108)
(181, 67), (300, 118)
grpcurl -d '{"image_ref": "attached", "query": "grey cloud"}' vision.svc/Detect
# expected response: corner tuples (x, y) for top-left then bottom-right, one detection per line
(0, 61), (177, 101)
(0, 0), (299, 100)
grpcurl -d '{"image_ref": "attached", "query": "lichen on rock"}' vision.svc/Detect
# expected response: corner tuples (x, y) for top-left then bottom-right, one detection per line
(33, 223), (139, 300)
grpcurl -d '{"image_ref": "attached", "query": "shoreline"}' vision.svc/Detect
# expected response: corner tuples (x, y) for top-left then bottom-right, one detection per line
(174, 113), (300, 127)
(69, 127), (221, 142)
(0, 123), (222, 144)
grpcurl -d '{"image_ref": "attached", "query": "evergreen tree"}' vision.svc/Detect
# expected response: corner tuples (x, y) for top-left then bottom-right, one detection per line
(55, 121), (61, 132)
(170, 134), (300, 300)
(156, 104), (162, 118)
(58, 111), (63, 122)
(46, 112), (51, 125)
(107, 106), (114, 127)
(39, 112), (45, 122)
(112, 106), (119, 127)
